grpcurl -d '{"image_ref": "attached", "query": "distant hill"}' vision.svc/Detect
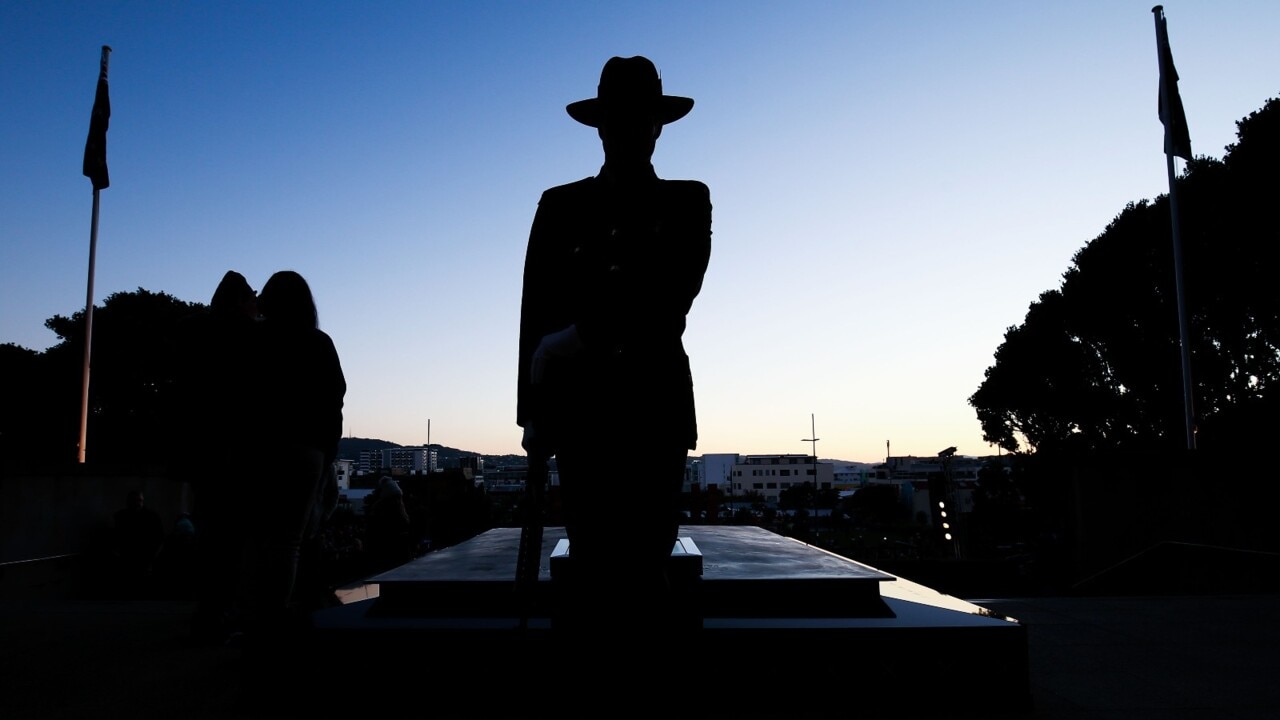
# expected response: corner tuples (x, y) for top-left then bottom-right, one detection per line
(337, 437), (400, 458)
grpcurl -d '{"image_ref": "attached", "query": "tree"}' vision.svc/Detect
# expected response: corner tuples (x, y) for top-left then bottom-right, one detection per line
(778, 482), (815, 512)
(966, 458), (1029, 559)
(970, 97), (1280, 455)
(1, 288), (204, 467)
(0, 342), (63, 461)
(842, 483), (904, 528)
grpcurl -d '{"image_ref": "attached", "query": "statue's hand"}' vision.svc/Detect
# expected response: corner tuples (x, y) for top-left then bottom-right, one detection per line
(521, 425), (552, 457)
(530, 324), (583, 385)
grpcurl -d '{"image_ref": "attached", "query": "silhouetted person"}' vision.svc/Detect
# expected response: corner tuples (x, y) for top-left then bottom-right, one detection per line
(241, 270), (346, 640)
(517, 56), (711, 638)
(364, 475), (413, 573)
(174, 270), (258, 643)
(113, 489), (165, 596)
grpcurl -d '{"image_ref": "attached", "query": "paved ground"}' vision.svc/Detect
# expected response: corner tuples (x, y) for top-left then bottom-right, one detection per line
(979, 594), (1280, 720)
(2, 589), (1277, 719)
(1, 597), (246, 719)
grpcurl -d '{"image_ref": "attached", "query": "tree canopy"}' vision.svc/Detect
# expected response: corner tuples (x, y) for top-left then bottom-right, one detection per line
(1, 288), (204, 468)
(970, 96), (1280, 454)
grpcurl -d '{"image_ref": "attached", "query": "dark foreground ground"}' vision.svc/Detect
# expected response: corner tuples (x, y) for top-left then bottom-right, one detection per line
(2, 587), (1278, 719)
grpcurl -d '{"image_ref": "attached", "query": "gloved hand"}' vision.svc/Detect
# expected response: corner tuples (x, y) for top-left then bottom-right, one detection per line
(530, 324), (583, 385)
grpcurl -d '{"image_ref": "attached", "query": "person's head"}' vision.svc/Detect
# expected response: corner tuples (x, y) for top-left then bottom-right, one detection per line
(210, 270), (257, 320)
(379, 476), (402, 498)
(258, 270), (318, 329)
(126, 489), (144, 509)
(566, 56), (693, 171)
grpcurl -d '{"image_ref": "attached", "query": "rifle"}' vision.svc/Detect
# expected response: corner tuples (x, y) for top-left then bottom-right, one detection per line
(514, 452), (549, 629)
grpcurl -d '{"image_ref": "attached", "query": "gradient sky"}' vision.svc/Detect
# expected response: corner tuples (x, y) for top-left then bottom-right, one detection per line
(3, 2), (1278, 463)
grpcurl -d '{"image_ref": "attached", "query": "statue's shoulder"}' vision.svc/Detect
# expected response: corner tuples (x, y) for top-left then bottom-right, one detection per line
(659, 178), (710, 203)
(539, 177), (596, 206)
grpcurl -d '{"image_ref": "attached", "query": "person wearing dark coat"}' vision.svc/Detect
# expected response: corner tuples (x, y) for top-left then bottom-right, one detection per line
(365, 476), (413, 573)
(517, 56), (712, 636)
(242, 270), (346, 638)
(173, 270), (258, 643)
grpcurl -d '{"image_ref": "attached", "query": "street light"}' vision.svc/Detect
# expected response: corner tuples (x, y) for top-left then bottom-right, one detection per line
(802, 413), (819, 542)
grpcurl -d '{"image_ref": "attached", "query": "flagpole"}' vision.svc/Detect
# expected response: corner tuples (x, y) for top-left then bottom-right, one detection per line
(77, 185), (101, 464)
(1165, 148), (1194, 450)
(77, 45), (111, 464)
(1152, 7), (1195, 450)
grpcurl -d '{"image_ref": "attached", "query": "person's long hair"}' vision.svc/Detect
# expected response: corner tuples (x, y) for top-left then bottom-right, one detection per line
(259, 270), (319, 329)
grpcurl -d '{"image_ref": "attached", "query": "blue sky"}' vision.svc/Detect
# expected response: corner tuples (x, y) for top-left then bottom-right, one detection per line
(3, 2), (1278, 462)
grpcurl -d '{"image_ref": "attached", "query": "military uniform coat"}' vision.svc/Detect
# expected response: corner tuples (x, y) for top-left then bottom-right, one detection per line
(517, 172), (711, 452)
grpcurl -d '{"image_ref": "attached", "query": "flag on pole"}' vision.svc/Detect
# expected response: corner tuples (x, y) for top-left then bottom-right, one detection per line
(77, 45), (112, 463)
(1152, 7), (1196, 449)
(83, 45), (112, 190)
(1153, 6), (1191, 161)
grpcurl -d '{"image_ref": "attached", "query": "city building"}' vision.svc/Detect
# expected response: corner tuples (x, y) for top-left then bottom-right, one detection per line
(334, 458), (354, 491)
(484, 464), (559, 494)
(865, 454), (990, 526)
(833, 462), (874, 490)
(686, 453), (739, 494)
(730, 453), (834, 504)
(458, 455), (485, 478)
(356, 450), (379, 476)
(359, 447), (440, 476)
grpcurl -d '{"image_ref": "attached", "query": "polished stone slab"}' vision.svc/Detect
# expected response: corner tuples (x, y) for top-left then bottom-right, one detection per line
(369, 525), (897, 584)
(366, 525), (896, 618)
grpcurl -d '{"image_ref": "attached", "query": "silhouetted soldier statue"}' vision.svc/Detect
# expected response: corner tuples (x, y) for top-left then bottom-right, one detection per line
(518, 56), (711, 637)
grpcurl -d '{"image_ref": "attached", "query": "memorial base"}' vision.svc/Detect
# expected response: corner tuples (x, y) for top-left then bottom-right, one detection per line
(308, 526), (1030, 717)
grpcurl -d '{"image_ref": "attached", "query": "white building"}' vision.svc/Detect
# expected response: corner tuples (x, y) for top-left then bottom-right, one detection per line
(730, 454), (834, 504)
(687, 453), (740, 493)
(833, 462), (875, 489)
(333, 458), (354, 490)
